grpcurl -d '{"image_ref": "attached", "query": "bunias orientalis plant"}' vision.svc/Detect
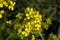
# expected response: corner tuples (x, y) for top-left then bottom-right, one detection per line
(0, 0), (58, 40)
(14, 7), (58, 40)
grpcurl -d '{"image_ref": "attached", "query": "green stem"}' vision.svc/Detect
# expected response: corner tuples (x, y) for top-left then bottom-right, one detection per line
(40, 33), (44, 40)
(5, 33), (14, 40)
(0, 31), (3, 40)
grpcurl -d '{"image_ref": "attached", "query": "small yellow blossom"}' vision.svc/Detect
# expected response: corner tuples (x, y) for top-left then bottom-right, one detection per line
(25, 28), (28, 31)
(27, 17), (30, 19)
(18, 29), (21, 34)
(6, 20), (12, 24)
(8, 6), (14, 11)
(30, 8), (33, 11)
(25, 33), (28, 36)
(10, 1), (16, 6)
(24, 18), (27, 20)
(22, 31), (25, 35)
(35, 24), (40, 27)
(30, 22), (34, 25)
(16, 13), (23, 19)
(10, 1), (13, 5)
(36, 11), (39, 14)
(0, 10), (5, 14)
(49, 33), (58, 40)
(0, 3), (3, 8)
(42, 22), (49, 30)
(11, 6), (14, 11)
(46, 18), (52, 24)
(26, 13), (29, 17)
(31, 35), (35, 40)
(29, 12), (33, 15)
(8, 6), (12, 10)
(26, 7), (30, 12)
(3, 1), (8, 7)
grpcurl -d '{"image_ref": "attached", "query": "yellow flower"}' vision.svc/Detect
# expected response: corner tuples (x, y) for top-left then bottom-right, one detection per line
(35, 24), (40, 27)
(10, 1), (13, 5)
(36, 11), (39, 14)
(31, 35), (35, 40)
(31, 21), (34, 25)
(22, 31), (25, 35)
(30, 8), (33, 11)
(7, 0), (11, 2)
(3, 1), (8, 7)
(26, 13), (29, 17)
(46, 18), (52, 24)
(34, 20), (37, 23)
(29, 12), (33, 15)
(11, 6), (14, 11)
(0, 3), (3, 8)
(16, 7), (52, 39)
(16, 13), (23, 19)
(10, 1), (16, 6)
(49, 33), (58, 40)
(24, 18), (27, 20)
(31, 15), (34, 18)
(0, 14), (2, 18)
(0, 10), (5, 14)
(25, 28), (28, 31)
(27, 17), (30, 19)
(8, 6), (14, 11)
(18, 29), (21, 34)
(6, 20), (12, 24)
(8, 1), (16, 11)
(42, 22), (49, 30)
(25, 33), (28, 36)
(26, 7), (29, 11)
(13, 2), (16, 6)
(8, 6), (12, 10)
(27, 22), (30, 25)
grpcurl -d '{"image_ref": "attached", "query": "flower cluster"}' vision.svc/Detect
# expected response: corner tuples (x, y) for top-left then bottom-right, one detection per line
(0, 0), (16, 19)
(8, 0), (16, 11)
(14, 7), (52, 40)
(6, 20), (12, 25)
(0, 10), (5, 18)
(0, 0), (16, 11)
(16, 13), (23, 19)
(16, 7), (42, 37)
(49, 33), (58, 40)
(42, 18), (52, 30)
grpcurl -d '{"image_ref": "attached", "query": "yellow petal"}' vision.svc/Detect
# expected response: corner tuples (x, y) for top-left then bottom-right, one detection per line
(8, 6), (12, 10)
(10, 1), (13, 5)
(3, 1), (8, 7)
(11, 6), (14, 11)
